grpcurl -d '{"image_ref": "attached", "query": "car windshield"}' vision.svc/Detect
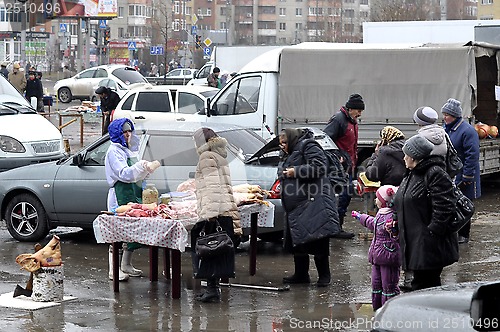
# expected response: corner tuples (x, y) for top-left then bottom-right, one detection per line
(218, 129), (265, 159)
(111, 67), (147, 85)
(0, 76), (33, 109)
(0, 101), (37, 115)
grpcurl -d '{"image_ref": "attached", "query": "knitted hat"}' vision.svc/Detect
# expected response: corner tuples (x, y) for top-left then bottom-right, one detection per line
(122, 121), (132, 132)
(345, 93), (365, 110)
(193, 127), (218, 148)
(441, 98), (462, 118)
(403, 135), (433, 160)
(413, 106), (438, 126)
(376, 185), (398, 208)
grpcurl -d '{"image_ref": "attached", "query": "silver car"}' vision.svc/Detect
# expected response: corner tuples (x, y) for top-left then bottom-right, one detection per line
(0, 123), (285, 242)
(54, 64), (148, 103)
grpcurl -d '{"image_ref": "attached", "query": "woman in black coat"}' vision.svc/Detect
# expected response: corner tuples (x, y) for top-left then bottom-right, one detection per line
(365, 125), (406, 186)
(394, 135), (459, 291)
(279, 128), (340, 287)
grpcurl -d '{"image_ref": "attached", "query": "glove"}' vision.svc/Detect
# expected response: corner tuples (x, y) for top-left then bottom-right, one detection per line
(351, 210), (361, 220)
(145, 160), (160, 173)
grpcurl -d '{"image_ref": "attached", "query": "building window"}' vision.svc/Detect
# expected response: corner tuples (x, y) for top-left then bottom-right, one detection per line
(118, 7), (124, 18)
(279, 22), (286, 30)
(173, 19), (180, 31)
(174, 1), (180, 14)
(279, 8), (286, 16)
(295, 8), (302, 16)
(481, 0), (492, 3)
(221, 22), (227, 29)
(206, 9), (211, 16)
(360, 0), (368, 4)
(344, 9), (354, 18)
(308, 7), (323, 16)
(295, 22), (302, 29)
(118, 27), (124, 38)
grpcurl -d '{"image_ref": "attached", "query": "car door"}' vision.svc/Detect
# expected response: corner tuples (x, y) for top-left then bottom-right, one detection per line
(73, 69), (96, 96)
(52, 138), (111, 225)
(176, 91), (205, 116)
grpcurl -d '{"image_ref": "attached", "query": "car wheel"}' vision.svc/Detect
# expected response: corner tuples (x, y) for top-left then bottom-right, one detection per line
(91, 95), (98, 102)
(5, 194), (49, 242)
(58, 87), (72, 103)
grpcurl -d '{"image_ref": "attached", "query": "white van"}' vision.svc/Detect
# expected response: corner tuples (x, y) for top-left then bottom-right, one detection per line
(0, 75), (65, 172)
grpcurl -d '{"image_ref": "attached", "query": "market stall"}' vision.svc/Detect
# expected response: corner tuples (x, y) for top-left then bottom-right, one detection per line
(93, 199), (274, 299)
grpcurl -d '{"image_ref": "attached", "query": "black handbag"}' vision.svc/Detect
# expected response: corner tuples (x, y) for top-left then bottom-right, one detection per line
(195, 220), (234, 258)
(449, 184), (475, 233)
(194, 219), (235, 279)
(445, 134), (463, 178)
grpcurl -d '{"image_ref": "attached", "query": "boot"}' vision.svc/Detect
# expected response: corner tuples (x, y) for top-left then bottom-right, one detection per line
(108, 246), (129, 281)
(332, 215), (355, 239)
(399, 270), (413, 292)
(121, 249), (143, 277)
(196, 278), (220, 303)
(283, 254), (311, 284)
(314, 255), (331, 287)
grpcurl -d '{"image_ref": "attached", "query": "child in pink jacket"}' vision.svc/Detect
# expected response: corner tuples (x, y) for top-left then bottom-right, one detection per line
(352, 185), (400, 310)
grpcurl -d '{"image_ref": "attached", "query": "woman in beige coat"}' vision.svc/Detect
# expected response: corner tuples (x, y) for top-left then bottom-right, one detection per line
(191, 127), (240, 303)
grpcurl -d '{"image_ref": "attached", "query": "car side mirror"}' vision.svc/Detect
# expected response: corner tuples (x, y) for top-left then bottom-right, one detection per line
(72, 153), (84, 166)
(470, 281), (500, 331)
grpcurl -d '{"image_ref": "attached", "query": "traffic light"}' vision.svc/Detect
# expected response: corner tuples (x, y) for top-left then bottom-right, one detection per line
(195, 35), (202, 48)
(102, 47), (107, 55)
(104, 27), (110, 46)
(93, 30), (99, 45)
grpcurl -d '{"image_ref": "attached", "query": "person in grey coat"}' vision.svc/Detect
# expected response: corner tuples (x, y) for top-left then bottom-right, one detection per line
(279, 128), (340, 287)
(394, 135), (459, 291)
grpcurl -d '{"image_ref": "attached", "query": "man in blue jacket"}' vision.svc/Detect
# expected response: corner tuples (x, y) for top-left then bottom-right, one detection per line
(441, 98), (481, 244)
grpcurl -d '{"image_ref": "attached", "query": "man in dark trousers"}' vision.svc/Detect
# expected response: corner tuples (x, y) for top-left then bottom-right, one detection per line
(25, 71), (44, 112)
(95, 86), (121, 135)
(324, 93), (365, 239)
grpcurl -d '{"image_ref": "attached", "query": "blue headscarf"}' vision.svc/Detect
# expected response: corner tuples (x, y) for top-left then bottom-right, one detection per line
(108, 118), (139, 151)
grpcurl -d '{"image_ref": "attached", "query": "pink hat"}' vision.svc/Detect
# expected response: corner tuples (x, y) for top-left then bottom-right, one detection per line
(376, 185), (398, 208)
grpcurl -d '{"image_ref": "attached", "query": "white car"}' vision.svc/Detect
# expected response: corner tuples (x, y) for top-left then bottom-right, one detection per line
(0, 75), (65, 172)
(111, 84), (219, 127)
(148, 68), (198, 85)
(54, 64), (148, 103)
(90, 78), (147, 102)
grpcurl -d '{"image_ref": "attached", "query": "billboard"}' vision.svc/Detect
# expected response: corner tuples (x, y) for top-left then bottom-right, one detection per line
(44, 0), (117, 18)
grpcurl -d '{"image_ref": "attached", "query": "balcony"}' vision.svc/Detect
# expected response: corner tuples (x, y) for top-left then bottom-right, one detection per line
(258, 29), (276, 36)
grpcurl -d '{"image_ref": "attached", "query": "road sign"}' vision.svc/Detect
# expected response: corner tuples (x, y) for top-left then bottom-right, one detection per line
(128, 41), (137, 50)
(59, 23), (67, 33)
(99, 20), (107, 29)
(191, 26), (197, 36)
(192, 14), (198, 25)
(203, 47), (211, 56)
(150, 46), (164, 55)
(203, 38), (212, 47)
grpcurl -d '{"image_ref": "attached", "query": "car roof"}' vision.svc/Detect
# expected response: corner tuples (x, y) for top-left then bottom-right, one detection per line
(128, 83), (218, 93)
(135, 121), (255, 136)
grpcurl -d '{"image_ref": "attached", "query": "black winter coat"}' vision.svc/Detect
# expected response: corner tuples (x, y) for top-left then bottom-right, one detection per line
(365, 139), (406, 186)
(280, 131), (340, 249)
(394, 156), (459, 271)
(25, 78), (43, 99)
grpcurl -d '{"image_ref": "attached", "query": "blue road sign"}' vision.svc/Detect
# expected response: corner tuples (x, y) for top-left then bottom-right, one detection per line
(191, 26), (197, 36)
(156, 46), (164, 55)
(150, 46), (156, 55)
(59, 23), (67, 33)
(128, 41), (137, 50)
(99, 20), (107, 29)
(203, 47), (211, 56)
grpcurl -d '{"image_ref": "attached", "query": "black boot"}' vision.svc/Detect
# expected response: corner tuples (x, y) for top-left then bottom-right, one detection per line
(332, 215), (355, 239)
(196, 278), (220, 303)
(314, 255), (331, 287)
(283, 254), (311, 284)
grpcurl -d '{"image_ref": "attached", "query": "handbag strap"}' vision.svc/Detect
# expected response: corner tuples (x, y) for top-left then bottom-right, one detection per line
(199, 218), (222, 236)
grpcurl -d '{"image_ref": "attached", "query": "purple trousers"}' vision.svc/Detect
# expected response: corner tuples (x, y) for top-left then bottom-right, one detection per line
(371, 264), (400, 310)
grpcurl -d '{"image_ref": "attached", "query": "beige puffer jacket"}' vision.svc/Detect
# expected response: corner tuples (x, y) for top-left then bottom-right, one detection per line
(195, 136), (241, 235)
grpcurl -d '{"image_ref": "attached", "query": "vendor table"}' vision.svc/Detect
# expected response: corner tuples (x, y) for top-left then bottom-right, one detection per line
(93, 215), (189, 298)
(92, 202), (274, 298)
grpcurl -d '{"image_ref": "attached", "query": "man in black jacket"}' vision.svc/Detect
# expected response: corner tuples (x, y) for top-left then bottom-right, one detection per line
(96, 86), (121, 135)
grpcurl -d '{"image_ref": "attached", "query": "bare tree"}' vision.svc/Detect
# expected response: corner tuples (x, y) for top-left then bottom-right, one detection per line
(151, 0), (173, 70)
(370, 0), (440, 22)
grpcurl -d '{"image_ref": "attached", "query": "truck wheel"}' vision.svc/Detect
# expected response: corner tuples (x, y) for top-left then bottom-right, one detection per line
(5, 194), (49, 242)
(58, 87), (72, 103)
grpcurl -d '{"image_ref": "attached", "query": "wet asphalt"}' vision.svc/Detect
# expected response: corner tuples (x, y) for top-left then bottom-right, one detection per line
(1, 89), (498, 331)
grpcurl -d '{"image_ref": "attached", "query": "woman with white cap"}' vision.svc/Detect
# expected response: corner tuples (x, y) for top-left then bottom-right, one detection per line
(394, 135), (459, 291)
(441, 98), (481, 244)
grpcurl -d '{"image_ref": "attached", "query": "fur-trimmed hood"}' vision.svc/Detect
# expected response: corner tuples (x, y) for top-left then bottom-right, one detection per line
(196, 136), (228, 158)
